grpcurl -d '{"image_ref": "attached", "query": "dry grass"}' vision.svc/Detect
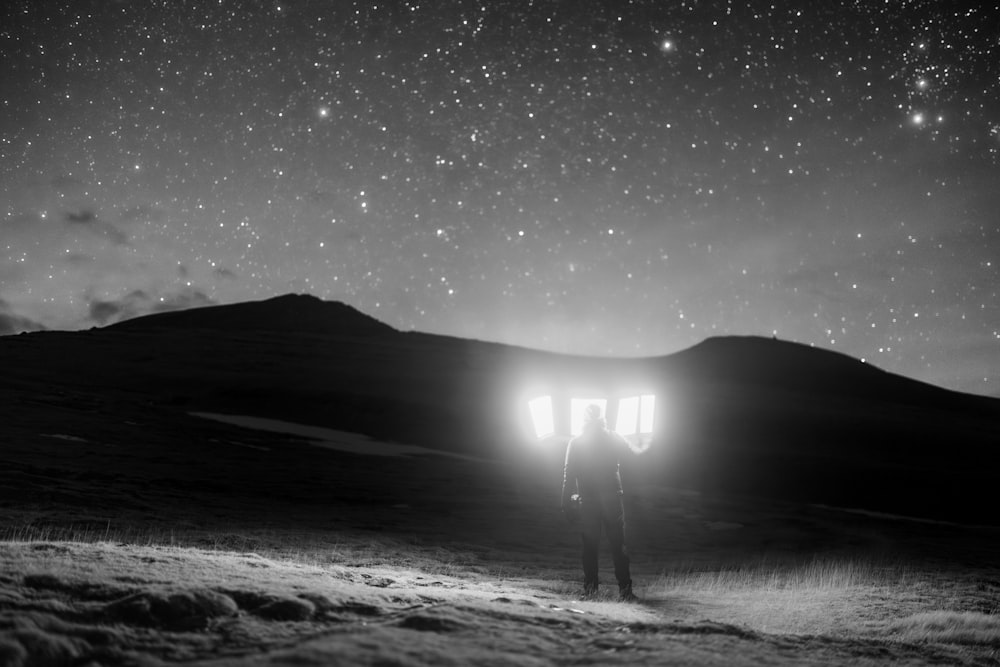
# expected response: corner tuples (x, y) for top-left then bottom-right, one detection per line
(0, 522), (458, 573)
(0, 522), (177, 548)
(643, 555), (999, 643)
(886, 611), (1000, 646)
(654, 555), (910, 592)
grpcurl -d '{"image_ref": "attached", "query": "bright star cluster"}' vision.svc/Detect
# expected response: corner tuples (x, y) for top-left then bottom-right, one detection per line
(1, 1), (998, 395)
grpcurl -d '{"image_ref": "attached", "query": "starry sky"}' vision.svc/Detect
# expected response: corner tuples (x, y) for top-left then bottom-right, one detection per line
(2, 1), (998, 396)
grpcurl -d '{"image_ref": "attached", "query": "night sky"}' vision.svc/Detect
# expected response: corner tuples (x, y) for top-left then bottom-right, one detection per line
(2, 1), (998, 396)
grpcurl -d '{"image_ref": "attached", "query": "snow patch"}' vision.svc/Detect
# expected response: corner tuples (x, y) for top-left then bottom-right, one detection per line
(190, 412), (476, 460)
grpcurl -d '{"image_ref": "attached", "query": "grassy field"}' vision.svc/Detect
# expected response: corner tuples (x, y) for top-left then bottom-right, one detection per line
(2, 500), (998, 666)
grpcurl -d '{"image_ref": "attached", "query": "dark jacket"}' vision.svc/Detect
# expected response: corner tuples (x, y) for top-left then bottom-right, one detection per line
(562, 419), (632, 507)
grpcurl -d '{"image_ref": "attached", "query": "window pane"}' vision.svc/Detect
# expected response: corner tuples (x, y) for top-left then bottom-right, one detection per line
(639, 394), (656, 434)
(616, 396), (639, 435)
(528, 395), (554, 439)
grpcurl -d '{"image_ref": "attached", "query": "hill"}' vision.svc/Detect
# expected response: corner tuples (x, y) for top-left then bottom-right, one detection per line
(666, 335), (995, 411)
(1, 293), (997, 525)
(107, 293), (397, 338)
(649, 336), (998, 521)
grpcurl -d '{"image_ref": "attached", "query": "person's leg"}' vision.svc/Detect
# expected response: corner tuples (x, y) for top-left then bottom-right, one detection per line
(580, 506), (602, 595)
(603, 496), (633, 598)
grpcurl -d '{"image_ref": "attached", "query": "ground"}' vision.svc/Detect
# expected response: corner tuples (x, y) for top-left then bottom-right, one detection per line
(4, 532), (997, 666)
(2, 410), (999, 665)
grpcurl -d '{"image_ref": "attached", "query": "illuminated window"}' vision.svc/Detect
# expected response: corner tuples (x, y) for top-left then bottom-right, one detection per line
(528, 395), (554, 439)
(615, 396), (640, 435)
(615, 394), (656, 436)
(570, 398), (607, 436)
(639, 394), (655, 434)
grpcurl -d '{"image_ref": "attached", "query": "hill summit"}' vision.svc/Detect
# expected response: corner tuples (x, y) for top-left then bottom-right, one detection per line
(107, 293), (397, 337)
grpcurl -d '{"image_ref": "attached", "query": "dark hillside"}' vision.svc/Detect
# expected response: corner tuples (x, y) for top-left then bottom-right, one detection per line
(666, 335), (997, 413)
(649, 337), (998, 522)
(2, 294), (997, 525)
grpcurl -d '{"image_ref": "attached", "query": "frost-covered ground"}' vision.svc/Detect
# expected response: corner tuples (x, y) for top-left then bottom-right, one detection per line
(2, 533), (998, 666)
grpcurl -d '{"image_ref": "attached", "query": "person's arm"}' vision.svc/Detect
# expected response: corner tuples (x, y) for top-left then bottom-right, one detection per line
(561, 441), (582, 525)
(561, 441), (576, 508)
(616, 430), (650, 455)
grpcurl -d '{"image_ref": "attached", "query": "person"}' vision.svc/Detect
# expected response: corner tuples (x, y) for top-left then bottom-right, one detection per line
(561, 403), (648, 601)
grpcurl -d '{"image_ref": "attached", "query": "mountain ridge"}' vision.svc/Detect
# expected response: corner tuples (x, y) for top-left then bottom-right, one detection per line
(106, 293), (397, 338)
(104, 293), (996, 406)
(664, 334), (998, 411)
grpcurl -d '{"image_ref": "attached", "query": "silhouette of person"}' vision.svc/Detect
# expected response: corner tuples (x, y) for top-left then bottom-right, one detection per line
(561, 403), (647, 601)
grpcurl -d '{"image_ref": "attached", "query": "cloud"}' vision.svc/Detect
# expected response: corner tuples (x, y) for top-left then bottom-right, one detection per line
(212, 267), (238, 281)
(63, 209), (129, 245)
(87, 287), (215, 326)
(0, 313), (43, 335)
(66, 210), (97, 224)
(88, 301), (123, 325)
(88, 289), (150, 325)
(0, 298), (46, 335)
(153, 288), (214, 313)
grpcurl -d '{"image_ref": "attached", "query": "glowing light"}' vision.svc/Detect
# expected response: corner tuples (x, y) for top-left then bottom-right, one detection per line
(615, 394), (656, 436)
(659, 39), (675, 52)
(528, 395), (554, 439)
(570, 398), (607, 437)
(616, 396), (639, 435)
(912, 112), (924, 125)
(318, 107), (330, 118)
(639, 394), (655, 434)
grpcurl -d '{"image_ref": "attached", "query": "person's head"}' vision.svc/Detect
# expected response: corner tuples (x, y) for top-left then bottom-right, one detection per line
(583, 403), (606, 430)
